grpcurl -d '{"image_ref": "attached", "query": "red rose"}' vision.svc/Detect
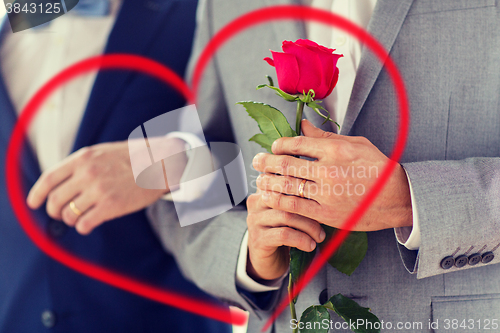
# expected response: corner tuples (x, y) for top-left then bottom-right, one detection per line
(264, 39), (343, 100)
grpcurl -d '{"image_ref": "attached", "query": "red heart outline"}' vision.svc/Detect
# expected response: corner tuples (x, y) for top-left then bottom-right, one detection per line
(5, 5), (409, 329)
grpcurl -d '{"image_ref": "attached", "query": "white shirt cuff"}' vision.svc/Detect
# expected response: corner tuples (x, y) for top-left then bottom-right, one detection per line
(394, 168), (421, 250)
(235, 231), (287, 292)
(162, 132), (215, 202)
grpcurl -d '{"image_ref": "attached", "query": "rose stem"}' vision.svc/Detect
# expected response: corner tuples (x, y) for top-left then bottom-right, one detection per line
(295, 100), (305, 135)
(288, 272), (298, 333)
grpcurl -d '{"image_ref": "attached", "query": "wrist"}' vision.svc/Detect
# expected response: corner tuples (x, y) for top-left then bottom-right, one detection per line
(246, 250), (287, 282)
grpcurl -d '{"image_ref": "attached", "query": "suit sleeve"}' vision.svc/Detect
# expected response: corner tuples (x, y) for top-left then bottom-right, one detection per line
(399, 158), (500, 279)
(146, 0), (284, 324)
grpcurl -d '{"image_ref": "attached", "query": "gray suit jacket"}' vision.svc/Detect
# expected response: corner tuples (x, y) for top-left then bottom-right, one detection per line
(148, 0), (500, 332)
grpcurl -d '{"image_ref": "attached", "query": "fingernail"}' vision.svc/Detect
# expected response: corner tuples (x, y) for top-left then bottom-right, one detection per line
(319, 229), (326, 242)
(256, 174), (263, 186)
(262, 191), (270, 201)
(310, 240), (316, 251)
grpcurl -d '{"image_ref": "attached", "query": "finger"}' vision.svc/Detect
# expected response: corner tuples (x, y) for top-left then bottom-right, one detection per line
(45, 178), (82, 220)
(302, 119), (370, 145)
(271, 136), (324, 159)
(257, 173), (317, 200)
(27, 162), (75, 209)
(261, 190), (321, 220)
(265, 227), (318, 252)
(302, 119), (340, 139)
(253, 153), (313, 179)
(74, 205), (105, 235)
(61, 195), (95, 227)
(265, 209), (326, 243)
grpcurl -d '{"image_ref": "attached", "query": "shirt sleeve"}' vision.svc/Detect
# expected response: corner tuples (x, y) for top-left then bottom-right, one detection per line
(394, 168), (421, 250)
(161, 131), (216, 202)
(235, 231), (287, 292)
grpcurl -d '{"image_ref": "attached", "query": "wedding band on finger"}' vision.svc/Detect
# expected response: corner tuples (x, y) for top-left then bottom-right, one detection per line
(298, 179), (307, 198)
(69, 201), (83, 217)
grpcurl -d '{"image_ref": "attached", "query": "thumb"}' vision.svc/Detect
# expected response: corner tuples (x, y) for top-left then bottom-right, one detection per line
(301, 119), (337, 139)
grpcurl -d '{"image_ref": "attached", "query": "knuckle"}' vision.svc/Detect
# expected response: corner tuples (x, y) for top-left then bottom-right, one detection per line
(356, 136), (370, 145)
(287, 197), (298, 212)
(281, 177), (293, 193)
(279, 210), (293, 222)
(94, 182), (108, 196)
(290, 137), (304, 154)
(47, 192), (61, 209)
(262, 175), (271, 189)
(78, 146), (94, 161)
(321, 130), (335, 139)
(41, 172), (55, 187)
(278, 228), (291, 242)
(278, 156), (291, 174)
(273, 193), (282, 208)
(84, 164), (100, 178)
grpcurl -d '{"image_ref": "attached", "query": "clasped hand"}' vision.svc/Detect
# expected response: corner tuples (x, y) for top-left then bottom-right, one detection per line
(27, 137), (187, 235)
(246, 119), (412, 280)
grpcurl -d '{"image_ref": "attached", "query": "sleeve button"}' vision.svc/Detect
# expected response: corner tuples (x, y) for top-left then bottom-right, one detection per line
(41, 310), (57, 328)
(440, 256), (455, 269)
(468, 253), (482, 266)
(481, 251), (494, 264)
(454, 255), (468, 268)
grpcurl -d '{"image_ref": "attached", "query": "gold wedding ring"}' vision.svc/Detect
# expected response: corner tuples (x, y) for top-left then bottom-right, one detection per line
(69, 201), (83, 216)
(298, 179), (307, 198)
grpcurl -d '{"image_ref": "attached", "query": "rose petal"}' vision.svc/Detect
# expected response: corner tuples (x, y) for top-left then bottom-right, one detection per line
(263, 57), (275, 67)
(324, 66), (340, 99)
(282, 42), (324, 97)
(294, 39), (336, 54)
(271, 51), (300, 94)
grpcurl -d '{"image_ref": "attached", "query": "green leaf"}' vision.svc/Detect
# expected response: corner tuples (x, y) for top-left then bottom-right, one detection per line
(238, 102), (297, 145)
(298, 305), (330, 333)
(324, 294), (381, 333)
(256, 84), (299, 102)
(318, 226), (367, 276)
(290, 247), (316, 303)
(249, 134), (273, 153)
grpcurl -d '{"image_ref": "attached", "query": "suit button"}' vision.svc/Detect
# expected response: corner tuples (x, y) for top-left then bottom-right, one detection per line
(468, 253), (482, 266)
(454, 255), (468, 268)
(41, 310), (56, 328)
(319, 289), (329, 305)
(440, 256), (455, 269)
(47, 220), (67, 238)
(481, 251), (494, 264)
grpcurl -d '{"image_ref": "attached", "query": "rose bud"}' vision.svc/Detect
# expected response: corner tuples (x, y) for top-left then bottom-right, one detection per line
(264, 39), (343, 100)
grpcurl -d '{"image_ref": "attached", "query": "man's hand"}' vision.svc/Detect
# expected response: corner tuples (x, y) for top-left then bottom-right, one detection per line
(246, 192), (325, 281)
(27, 137), (187, 235)
(253, 119), (413, 232)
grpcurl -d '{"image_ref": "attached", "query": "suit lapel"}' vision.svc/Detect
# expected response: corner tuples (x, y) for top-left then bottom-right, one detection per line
(341, 0), (414, 135)
(72, 0), (178, 151)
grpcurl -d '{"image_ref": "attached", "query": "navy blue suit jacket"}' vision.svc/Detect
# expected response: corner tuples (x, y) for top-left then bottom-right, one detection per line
(0, 1), (231, 332)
